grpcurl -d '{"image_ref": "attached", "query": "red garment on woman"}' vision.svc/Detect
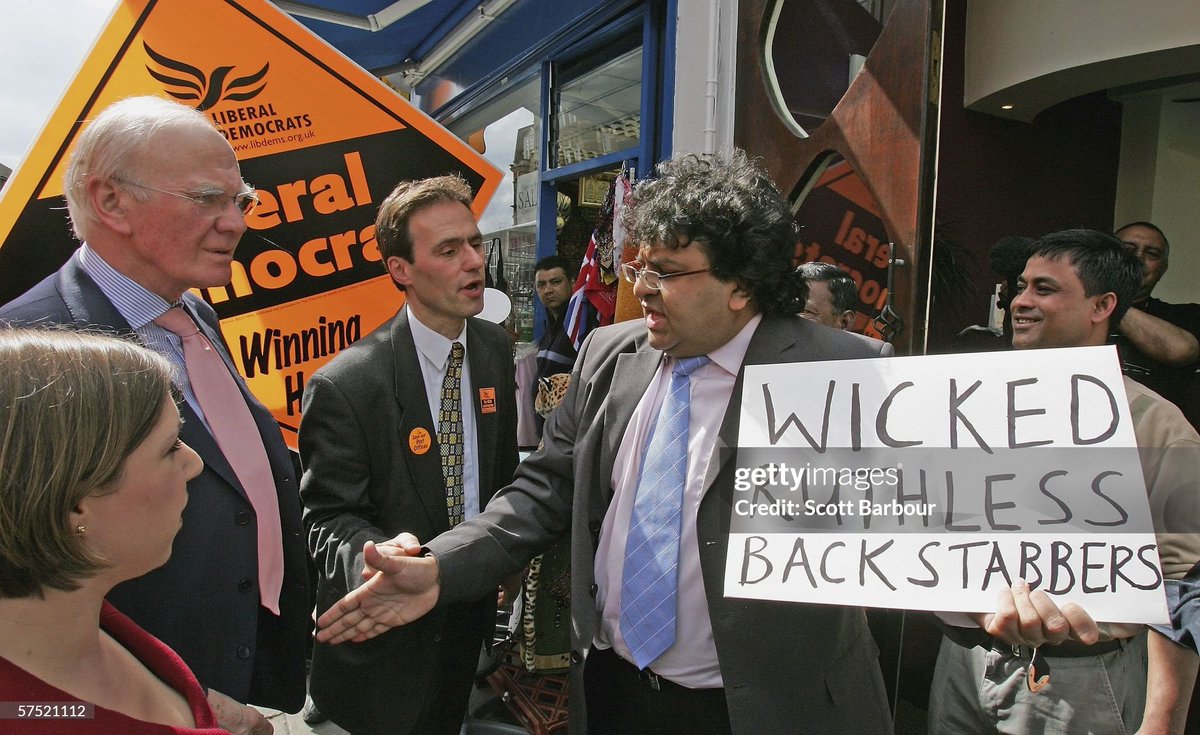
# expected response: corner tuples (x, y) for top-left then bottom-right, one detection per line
(0, 601), (225, 733)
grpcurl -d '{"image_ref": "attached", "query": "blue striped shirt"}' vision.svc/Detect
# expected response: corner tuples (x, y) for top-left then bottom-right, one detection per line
(78, 244), (211, 429)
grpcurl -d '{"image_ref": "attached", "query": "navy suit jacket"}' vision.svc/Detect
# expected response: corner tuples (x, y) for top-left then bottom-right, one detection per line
(0, 255), (308, 711)
(428, 315), (895, 734)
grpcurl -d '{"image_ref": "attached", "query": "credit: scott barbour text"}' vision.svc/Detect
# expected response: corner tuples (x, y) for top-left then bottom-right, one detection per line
(732, 462), (934, 519)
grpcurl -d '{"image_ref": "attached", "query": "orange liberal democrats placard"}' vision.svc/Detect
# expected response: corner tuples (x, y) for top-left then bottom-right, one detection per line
(0, 0), (502, 449)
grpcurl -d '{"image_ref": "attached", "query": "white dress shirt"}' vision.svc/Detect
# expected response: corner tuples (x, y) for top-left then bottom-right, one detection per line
(407, 307), (481, 521)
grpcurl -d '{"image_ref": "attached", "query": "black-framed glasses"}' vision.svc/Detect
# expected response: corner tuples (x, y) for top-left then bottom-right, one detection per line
(620, 261), (712, 290)
(115, 177), (259, 215)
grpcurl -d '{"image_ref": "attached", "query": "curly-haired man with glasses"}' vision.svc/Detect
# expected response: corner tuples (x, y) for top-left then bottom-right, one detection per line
(312, 149), (894, 734)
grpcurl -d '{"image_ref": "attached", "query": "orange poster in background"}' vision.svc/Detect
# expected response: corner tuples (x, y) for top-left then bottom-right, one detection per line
(0, 0), (502, 449)
(793, 160), (890, 338)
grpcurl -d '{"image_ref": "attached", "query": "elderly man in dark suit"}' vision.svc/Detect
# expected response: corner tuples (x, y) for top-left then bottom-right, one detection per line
(298, 175), (519, 735)
(0, 96), (307, 734)
(312, 150), (895, 734)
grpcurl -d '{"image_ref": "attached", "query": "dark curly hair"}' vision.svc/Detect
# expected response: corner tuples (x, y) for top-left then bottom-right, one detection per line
(623, 149), (804, 316)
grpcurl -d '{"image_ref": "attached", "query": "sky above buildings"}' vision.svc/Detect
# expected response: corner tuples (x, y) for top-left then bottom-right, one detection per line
(0, 1), (526, 236)
(0, 1), (118, 173)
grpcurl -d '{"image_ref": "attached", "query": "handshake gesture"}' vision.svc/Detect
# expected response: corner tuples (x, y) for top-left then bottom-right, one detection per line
(315, 533), (442, 644)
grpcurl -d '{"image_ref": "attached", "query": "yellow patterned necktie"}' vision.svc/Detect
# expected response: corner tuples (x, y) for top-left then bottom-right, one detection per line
(439, 341), (466, 526)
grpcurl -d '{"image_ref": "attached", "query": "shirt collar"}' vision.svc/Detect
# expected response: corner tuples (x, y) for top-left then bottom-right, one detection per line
(407, 305), (467, 370)
(78, 244), (173, 329)
(702, 313), (762, 378)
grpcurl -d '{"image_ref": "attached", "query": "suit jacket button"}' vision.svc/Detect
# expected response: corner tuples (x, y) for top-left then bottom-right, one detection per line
(238, 578), (253, 593)
(235, 511), (251, 525)
(570, 650), (582, 664)
(433, 632), (443, 643)
(588, 520), (601, 532)
(236, 646), (252, 660)
(589, 584), (598, 597)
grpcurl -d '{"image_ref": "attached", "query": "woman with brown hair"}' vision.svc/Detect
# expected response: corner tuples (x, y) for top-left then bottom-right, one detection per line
(0, 329), (266, 733)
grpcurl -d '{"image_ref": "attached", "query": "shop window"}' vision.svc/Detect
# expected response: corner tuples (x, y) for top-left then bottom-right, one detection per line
(792, 152), (892, 339)
(551, 44), (643, 167)
(447, 75), (542, 344)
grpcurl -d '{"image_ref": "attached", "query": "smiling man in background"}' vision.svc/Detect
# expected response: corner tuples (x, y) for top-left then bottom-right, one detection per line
(930, 228), (1200, 735)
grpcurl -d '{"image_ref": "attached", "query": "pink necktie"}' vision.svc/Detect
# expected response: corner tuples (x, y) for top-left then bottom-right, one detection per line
(155, 305), (284, 614)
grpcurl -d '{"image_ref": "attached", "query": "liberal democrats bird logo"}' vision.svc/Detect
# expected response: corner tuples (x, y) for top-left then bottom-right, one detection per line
(144, 42), (269, 111)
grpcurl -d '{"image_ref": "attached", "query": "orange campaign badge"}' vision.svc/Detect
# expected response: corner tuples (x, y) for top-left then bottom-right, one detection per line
(408, 428), (432, 456)
(0, 0), (502, 451)
(479, 387), (497, 414)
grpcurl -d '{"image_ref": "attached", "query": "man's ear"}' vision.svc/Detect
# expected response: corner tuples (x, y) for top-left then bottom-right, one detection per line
(1092, 292), (1118, 324)
(727, 282), (753, 312)
(88, 177), (134, 236)
(386, 255), (412, 288)
(836, 310), (857, 331)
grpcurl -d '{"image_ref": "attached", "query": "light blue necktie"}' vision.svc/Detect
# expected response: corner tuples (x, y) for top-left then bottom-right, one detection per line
(620, 355), (709, 669)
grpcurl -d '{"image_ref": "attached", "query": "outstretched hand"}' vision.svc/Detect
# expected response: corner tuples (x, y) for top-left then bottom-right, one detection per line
(315, 533), (441, 644)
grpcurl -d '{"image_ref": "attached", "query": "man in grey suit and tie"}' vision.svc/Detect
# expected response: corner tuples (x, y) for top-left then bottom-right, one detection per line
(312, 150), (893, 734)
(298, 175), (519, 735)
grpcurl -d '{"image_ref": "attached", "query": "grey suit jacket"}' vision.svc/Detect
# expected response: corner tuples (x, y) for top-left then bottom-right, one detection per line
(300, 308), (519, 734)
(0, 255), (308, 710)
(854, 330), (896, 356)
(428, 314), (895, 734)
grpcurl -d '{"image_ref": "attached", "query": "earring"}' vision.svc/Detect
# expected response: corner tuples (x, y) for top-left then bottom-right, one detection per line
(75, 525), (86, 536)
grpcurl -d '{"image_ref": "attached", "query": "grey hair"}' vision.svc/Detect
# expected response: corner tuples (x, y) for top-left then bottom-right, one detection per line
(64, 96), (218, 240)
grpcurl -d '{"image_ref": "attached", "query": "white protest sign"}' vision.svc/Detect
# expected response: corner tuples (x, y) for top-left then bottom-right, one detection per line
(723, 345), (1169, 625)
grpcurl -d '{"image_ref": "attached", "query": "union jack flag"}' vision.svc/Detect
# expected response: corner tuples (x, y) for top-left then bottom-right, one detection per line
(564, 172), (631, 349)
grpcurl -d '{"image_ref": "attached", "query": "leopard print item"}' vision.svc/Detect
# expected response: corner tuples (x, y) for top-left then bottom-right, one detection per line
(534, 373), (571, 418)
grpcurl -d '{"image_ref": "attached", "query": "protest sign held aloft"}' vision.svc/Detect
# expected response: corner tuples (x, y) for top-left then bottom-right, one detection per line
(726, 346), (1174, 625)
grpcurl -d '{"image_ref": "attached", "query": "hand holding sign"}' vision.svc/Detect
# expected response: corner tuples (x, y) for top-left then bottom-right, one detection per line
(971, 578), (1099, 648)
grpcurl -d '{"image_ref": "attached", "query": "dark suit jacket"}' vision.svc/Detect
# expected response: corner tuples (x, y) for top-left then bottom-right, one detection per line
(299, 308), (519, 734)
(428, 315), (895, 734)
(0, 255), (308, 711)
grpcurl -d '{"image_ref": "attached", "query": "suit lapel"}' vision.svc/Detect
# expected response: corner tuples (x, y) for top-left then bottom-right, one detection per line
(696, 317), (800, 591)
(58, 257), (131, 332)
(60, 258), (250, 497)
(177, 298), (251, 496)
(702, 316), (798, 496)
(602, 341), (662, 503)
(390, 310), (450, 534)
